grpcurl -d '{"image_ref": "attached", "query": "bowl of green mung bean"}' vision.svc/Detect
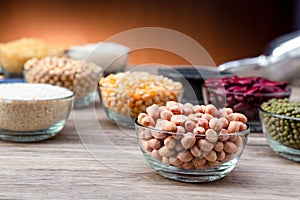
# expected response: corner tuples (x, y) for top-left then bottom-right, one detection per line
(259, 98), (300, 162)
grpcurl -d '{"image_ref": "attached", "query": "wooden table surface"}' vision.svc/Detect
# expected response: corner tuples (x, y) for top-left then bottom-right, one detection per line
(0, 88), (299, 200)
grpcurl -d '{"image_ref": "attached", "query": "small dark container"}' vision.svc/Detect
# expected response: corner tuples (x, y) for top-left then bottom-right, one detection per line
(159, 67), (231, 105)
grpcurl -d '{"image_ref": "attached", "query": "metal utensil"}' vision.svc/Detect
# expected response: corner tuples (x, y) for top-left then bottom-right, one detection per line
(218, 30), (300, 85)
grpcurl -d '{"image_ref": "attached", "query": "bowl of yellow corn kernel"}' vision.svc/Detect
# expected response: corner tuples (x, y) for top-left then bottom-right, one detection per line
(98, 71), (183, 128)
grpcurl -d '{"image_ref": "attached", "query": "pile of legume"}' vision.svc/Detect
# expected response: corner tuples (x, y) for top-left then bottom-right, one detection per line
(99, 71), (183, 118)
(136, 102), (249, 169)
(24, 56), (103, 99)
(203, 76), (290, 122)
(261, 98), (300, 149)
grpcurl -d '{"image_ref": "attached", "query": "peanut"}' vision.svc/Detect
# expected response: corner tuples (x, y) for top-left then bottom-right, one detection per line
(184, 120), (196, 132)
(193, 126), (206, 135)
(208, 160), (221, 167)
(176, 126), (185, 134)
(175, 142), (184, 152)
(227, 121), (240, 133)
(190, 145), (201, 157)
(198, 139), (214, 152)
(205, 129), (218, 143)
(142, 140), (152, 152)
(219, 128), (230, 141)
(181, 133), (196, 149)
(224, 153), (235, 162)
(218, 108), (228, 118)
(151, 149), (162, 161)
(205, 104), (219, 117)
(158, 146), (175, 157)
(151, 130), (167, 140)
(192, 105), (205, 113)
(169, 156), (182, 167)
(166, 101), (183, 115)
(192, 157), (207, 169)
(217, 150), (226, 161)
(156, 120), (176, 132)
(177, 150), (193, 162)
(223, 141), (238, 154)
(209, 118), (223, 131)
(214, 141), (224, 152)
(148, 138), (162, 150)
(146, 104), (160, 120)
(197, 118), (209, 129)
(137, 113), (148, 125)
(188, 113), (199, 122)
(164, 136), (176, 149)
(204, 150), (217, 162)
(142, 129), (153, 140)
(182, 103), (193, 116)
(141, 116), (155, 127)
(228, 113), (247, 123)
(181, 161), (194, 169)
(201, 113), (213, 122)
(160, 110), (173, 120)
(234, 135), (244, 147)
(171, 115), (188, 126)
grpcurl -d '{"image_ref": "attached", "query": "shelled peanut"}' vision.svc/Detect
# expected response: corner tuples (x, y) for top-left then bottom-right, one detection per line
(24, 56), (103, 99)
(137, 101), (249, 169)
(99, 71), (183, 118)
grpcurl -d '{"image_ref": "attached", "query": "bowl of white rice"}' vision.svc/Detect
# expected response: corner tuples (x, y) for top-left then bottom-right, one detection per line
(0, 83), (74, 142)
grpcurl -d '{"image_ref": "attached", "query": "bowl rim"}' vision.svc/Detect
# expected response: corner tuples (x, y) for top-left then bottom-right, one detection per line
(98, 81), (183, 92)
(134, 118), (250, 137)
(0, 83), (75, 102)
(203, 86), (292, 97)
(258, 105), (300, 121)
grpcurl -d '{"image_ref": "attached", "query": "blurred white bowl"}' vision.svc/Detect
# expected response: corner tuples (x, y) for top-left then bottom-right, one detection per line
(66, 42), (130, 74)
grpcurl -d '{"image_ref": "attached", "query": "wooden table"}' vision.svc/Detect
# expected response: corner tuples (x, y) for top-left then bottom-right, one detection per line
(0, 89), (299, 200)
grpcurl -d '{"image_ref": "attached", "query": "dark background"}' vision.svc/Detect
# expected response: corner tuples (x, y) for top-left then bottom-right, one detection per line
(0, 0), (298, 66)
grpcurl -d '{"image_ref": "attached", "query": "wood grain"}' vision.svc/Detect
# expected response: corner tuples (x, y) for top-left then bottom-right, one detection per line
(0, 93), (299, 200)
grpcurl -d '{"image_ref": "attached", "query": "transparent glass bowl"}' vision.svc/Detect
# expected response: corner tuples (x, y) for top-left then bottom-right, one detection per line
(203, 87), (291, 132)
(259, 107), (300, 162)
(135, 119), (250, 183)
(23, 59), (102, 109)
(98, 83), (183, 128)
(0, 84), (74, 142)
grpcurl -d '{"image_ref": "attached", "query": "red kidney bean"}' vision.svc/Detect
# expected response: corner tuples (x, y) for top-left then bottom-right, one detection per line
(203, 76), (290, 122)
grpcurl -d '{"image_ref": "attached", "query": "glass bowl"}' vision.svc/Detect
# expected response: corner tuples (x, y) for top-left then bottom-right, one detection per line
(23, 56), (103, 109)
(135, 119), (250, 183)
(99, 82), (183, 128)
(259, 102), (300, 162)
(203, 76), (291, 132)
(0, 83), (74, 142)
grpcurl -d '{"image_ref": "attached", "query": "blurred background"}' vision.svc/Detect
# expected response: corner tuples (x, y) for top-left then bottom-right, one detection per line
(0, 0), (298, 66)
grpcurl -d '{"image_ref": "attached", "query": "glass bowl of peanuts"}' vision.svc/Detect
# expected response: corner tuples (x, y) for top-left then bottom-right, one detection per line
(135, 102), (250, 183)
(98, 71), (183, 128)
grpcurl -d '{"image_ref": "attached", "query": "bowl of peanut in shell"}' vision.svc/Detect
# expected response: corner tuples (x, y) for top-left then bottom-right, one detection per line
(98, 71), (183, 128)
(135, 101), (250, 183)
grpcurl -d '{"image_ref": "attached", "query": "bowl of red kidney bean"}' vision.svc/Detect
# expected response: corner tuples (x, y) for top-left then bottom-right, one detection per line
(202, 76), (291, 132)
